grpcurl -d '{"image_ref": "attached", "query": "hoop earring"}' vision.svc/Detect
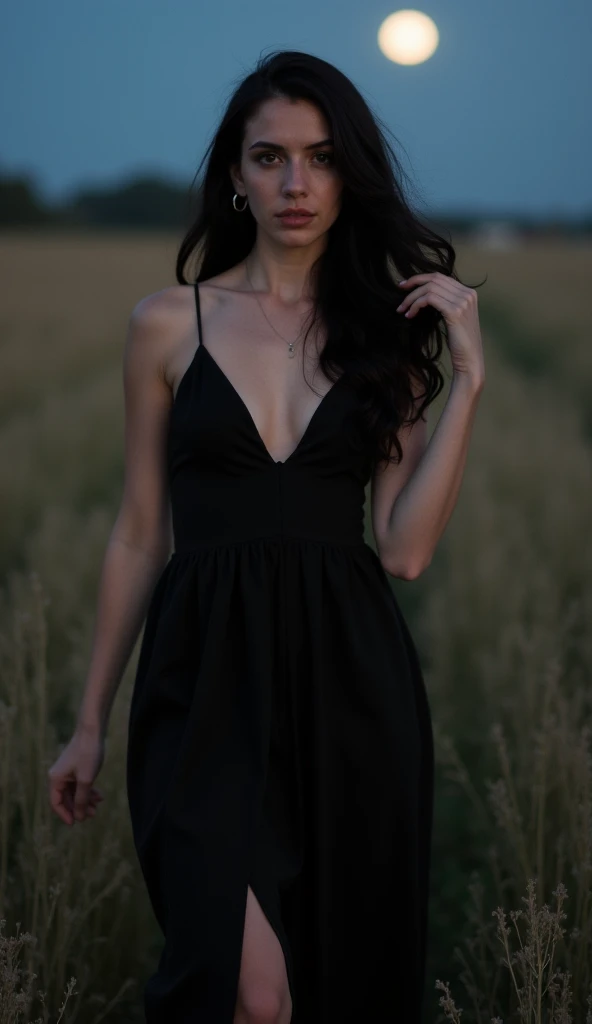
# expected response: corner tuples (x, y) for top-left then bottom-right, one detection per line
(232, 193), (249, 212)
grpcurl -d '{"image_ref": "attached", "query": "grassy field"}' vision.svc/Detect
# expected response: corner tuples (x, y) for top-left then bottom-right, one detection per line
(0, 232), (590, 1022)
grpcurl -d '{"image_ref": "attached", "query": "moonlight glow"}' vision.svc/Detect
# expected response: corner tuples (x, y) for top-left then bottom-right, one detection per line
(378, 10), (439, 66)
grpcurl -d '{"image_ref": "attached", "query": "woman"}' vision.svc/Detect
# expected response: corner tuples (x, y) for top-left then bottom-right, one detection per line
(48, 49), (485, 1024)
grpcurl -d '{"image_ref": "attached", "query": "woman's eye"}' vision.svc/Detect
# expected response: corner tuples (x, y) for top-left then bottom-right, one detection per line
(258, 152), (334, 165)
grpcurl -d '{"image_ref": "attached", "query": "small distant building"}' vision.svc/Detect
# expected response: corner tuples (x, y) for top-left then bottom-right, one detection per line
(469, 220), (523, 249)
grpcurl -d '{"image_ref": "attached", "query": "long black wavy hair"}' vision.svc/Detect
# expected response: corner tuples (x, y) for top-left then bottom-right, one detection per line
(176, 49), (484, 469)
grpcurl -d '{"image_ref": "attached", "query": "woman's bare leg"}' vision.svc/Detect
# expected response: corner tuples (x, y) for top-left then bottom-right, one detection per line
(233, 884), (292, 1024)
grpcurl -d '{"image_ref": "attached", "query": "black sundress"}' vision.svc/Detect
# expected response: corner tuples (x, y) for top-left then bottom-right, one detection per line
(126, 280), (434, 1023)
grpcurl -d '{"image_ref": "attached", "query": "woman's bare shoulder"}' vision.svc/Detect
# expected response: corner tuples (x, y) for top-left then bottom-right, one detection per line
(131, 284), (194, 328)
(131, 278), (235, 327)
(122, 286), (197, 401)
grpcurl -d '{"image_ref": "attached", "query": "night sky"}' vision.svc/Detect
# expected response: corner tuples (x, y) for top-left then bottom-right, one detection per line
(2, 0), (590, 217)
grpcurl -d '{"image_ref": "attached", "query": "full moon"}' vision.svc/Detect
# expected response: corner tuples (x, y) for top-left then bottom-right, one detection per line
(378, 10), (439, 66)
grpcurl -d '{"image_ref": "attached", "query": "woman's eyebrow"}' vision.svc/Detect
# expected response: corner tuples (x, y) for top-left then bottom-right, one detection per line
(248, 138), (334, 152)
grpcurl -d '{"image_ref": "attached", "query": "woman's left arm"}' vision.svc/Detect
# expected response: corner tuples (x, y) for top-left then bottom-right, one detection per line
(373, 272), (485, 579)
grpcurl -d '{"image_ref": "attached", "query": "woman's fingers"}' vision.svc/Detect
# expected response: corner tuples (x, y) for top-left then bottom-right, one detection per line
(50, 781), (75, 825)
(73, 779), (95, 821)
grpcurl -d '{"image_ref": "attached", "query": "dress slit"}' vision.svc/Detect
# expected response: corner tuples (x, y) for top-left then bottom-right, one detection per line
(245, 875), (296, 1014)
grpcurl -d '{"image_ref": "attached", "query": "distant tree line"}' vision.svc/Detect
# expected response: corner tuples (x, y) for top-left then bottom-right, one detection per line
(0, 170), (197, 231)
(0, 168), (590, 236)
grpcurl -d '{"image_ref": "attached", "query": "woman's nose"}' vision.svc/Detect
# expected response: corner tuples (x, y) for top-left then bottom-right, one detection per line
(282, 160), (308, 195)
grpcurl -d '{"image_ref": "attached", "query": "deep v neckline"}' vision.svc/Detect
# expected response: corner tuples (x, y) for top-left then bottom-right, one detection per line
(185, 281), (346, 466)
(199, 343), (345, 466)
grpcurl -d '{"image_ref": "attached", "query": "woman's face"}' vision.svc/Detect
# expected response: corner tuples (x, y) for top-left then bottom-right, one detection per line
(230, 96), (343, 249)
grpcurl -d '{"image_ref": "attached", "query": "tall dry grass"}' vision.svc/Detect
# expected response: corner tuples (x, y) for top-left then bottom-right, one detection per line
(0, 233), (174, 1020)
(415, 340), (592, 1020)
(0, 569), (158, 1021)
(454, 239), (592, 434)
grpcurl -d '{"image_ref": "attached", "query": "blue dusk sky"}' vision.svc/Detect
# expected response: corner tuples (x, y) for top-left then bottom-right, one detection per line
(1, 0), (590, 218)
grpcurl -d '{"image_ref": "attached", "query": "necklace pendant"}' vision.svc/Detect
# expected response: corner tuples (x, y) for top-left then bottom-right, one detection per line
(288, 342), (296, 358)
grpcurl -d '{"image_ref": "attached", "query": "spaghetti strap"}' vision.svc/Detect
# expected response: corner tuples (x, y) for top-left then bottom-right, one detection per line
(194, 281), (204, 348)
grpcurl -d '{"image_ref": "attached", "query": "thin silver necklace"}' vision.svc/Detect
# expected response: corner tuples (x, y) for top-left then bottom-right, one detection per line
(245, 257), (307, 359)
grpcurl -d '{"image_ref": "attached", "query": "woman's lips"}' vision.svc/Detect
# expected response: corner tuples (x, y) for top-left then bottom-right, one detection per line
(276, 212), (316, 227)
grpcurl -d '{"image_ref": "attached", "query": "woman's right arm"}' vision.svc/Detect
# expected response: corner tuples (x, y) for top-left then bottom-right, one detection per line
(48, 291), (178, 825)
